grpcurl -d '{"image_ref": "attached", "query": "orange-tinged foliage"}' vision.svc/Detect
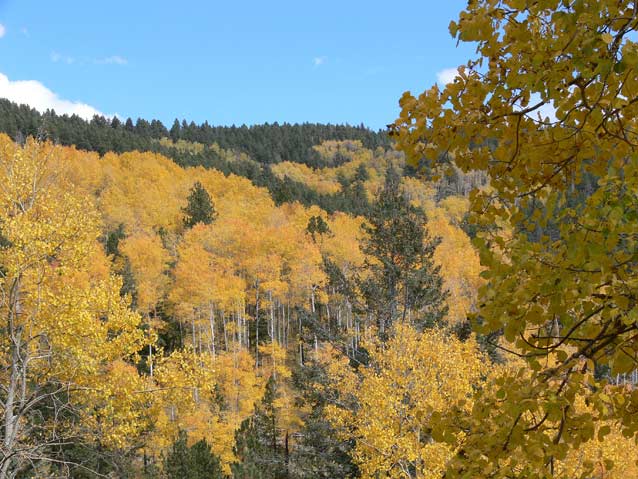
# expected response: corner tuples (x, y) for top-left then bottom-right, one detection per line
(150, 347), (266, 473)
(0, 132), (498, 477)
(99, 151), (188, 233)
(119, 231), (170, 314)
(428, 207), (482, 325)
(271, 161), (342, 194)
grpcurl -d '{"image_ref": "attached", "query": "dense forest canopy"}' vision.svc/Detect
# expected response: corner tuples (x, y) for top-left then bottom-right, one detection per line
(0, 98), (390, 162)
(1, 0), (638, 478)
(0, 99), (400, 216)
(0, 134), (493, 478)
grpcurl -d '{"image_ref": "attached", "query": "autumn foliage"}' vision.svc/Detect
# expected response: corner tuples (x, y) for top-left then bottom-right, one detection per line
(4, 2), (638, 473)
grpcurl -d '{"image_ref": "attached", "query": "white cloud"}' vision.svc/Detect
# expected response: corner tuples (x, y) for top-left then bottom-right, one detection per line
(20, 27), (28, 37)
(435, 67), (558, 123)
(537, 102), (557, 122)
(517, 92), (557, 124)
(50, 52), (127, 66)
(0, 24), (6, 38)
(95, 55), (127, 65)
(0, 72), (105, 120)
(436, 67), (459, 86)
(313, 56), (326, 67)
(50, 51), (74, 64)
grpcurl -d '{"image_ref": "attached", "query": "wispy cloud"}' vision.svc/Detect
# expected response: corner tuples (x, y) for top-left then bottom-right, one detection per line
(50, 52), (127, 66)
(95, 55), (128, 65)
(436, 67), (459, 86)
(0, 72), (106, 120)
(0, 24), (6, 39)
(313, 56), (326, 67)
(50, 51), (75, 64)
(20, 27), (29, 37)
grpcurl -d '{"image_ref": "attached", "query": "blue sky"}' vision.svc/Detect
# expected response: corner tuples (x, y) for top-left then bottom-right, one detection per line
(0, 0), (473, 130)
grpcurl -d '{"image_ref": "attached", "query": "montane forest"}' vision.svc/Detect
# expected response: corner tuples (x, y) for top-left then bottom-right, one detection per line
(2, 1), (638, 478)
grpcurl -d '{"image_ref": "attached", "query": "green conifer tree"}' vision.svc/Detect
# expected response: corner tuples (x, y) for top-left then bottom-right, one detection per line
(182, 181), (217, 229)
(169, 119), (181, 143)
(163, 431), (191, 478)
(306, 215), (331, 243)
(359, 164), (448, 336)
(231, 376), (288, 479)
(189, 439), (223, 479)
(164, 430), (223, 479)
(289, 361), (358, 479)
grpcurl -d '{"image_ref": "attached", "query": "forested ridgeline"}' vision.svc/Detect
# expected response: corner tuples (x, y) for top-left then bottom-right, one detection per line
(0, 98), (390, 160)
(0, 99), (398, 215)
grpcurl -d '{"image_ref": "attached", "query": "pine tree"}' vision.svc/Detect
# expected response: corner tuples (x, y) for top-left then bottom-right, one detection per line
(163, 431), (191, 478)
(353, 163), (369, 183)
(182, 181), (217, 229)
(290, 361), (358, 479)
(189, 439), (223, 479)
(359, 164), (447, 336)
(306, 215), (330, 243)
(170, 119), (181, 143)
(164, 430), (223, 479)
(231, 376), (288, 479)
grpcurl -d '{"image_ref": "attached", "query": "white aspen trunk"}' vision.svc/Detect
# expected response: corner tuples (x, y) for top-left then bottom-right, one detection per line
(282, 301), (286, 345)
(2, 341), (19, 479)
(255, 287), (260, 368)
(209, 302), (216, 359)
(269, 291), (274, 342)
(273, 299), (281, 344)
(298, 314), (303, 366)
(222, 311), (229, 352)
(310, 287), (316, 313)
(285, 302), (290, 349)
(2, 279), (25, 479)
(243, 302), (249, 349)
(277, 300), (282, 345)
(149, 310), (155, 377)
(178, 316), (184, 347)
(191, 315), (197, 350)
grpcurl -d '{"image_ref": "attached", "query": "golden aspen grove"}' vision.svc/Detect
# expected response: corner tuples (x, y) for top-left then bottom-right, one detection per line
(1, 0), (638, 478)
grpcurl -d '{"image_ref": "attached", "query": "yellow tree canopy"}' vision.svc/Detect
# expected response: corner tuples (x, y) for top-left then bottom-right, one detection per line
(119, 231), (170, 314)
(392, 1), (638, 477)
(0, 136), (149, 474)
(327, 323), (487, 479)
